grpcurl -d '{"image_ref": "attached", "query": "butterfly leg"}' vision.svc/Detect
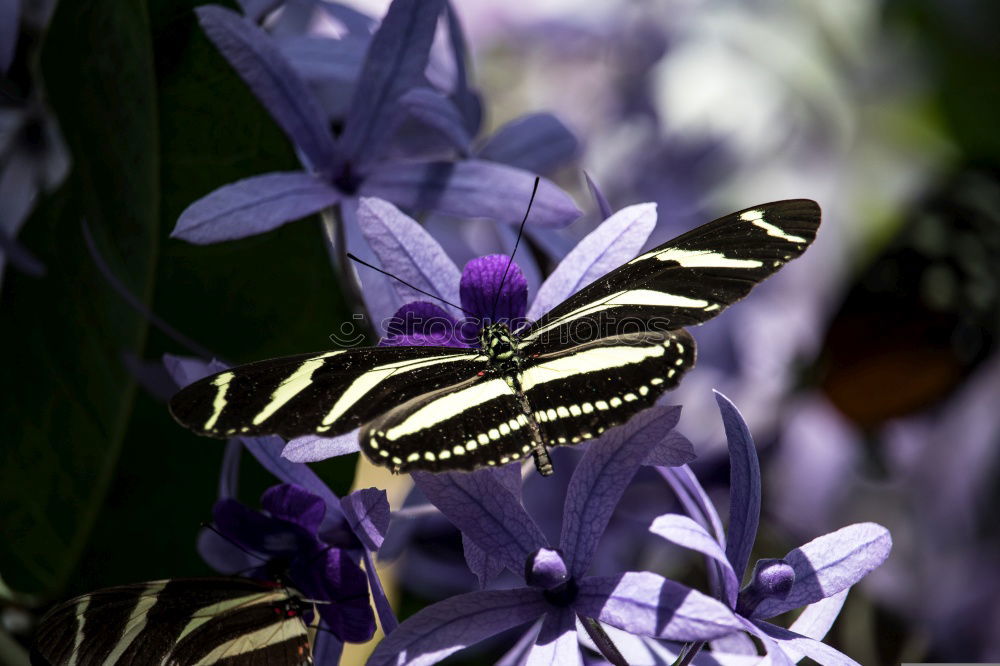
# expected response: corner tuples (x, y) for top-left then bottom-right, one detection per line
(512, 388), (553, 476)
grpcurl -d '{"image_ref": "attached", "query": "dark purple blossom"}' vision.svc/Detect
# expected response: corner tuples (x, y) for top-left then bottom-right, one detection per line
(207, 484), (375, 644)
(651, 392), (892, 664)
(170, 0), (580, 246)
(164, 355), (396, 661)
(367, 407), (738, 664)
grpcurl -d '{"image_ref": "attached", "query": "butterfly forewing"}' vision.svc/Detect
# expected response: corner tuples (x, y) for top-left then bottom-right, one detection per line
(31, 578), (312, 666)
(362, 376), (536, 473)
(170, 347), (486, 440)
(521, 330), (696, 449)
(520, 200), (820, 349)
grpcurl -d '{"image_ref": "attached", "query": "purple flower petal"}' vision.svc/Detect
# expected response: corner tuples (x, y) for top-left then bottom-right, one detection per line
(172, 171), (341, 244)
(526, 609), (581, 666)
(363, 547), (398, 634)
(195, 6), (338, 172)
(261, 483), (326, 533)
(212, 497), (316, 556)
(644, 429), (696, 467)
(462, 463), (524, 585)
(714, 390), (761, 583)
(751, 523), (891, 620)
(738, 618), (795, 666)
(460, 254), (527, 325)
(282, 430), (360, 462)
(318, 1), (376, 35)
(277, 34), (366, 85)
(362, 159), (581, 228)
(231, 434), (344, 526)
(584, 172), (612, 220)
(658, 465), (727, 544)
(196, 525), (259, 574)
(394, 87), (473, 155)
(0, 0), (20, 73)
(341, 197), (406, 336)
(413, 469), (547, 575)
(787, 589), (848, 643)
(443, 3), (481, 133)
(298, 547), (375, 642)
(384, 301), (457, 338)
(358, 197), (463, 319)
(755, 620), (862, 666)
(366, 588), (550, 666)
(526, 203), (656, 321)
(216, 439), (241, 500)
(163, 354), (225, 387)
(561, 406), (681, 579)
(574, 572), (743, 641)
(477, 112), (579, 174)
(650, 513), (740, 608)
(312, 634), (343, 666)
(340, 0), (446, 164)
(340, 487), (390, 551)
(463, 533), (507, 588)
(496, 617), (543, 666)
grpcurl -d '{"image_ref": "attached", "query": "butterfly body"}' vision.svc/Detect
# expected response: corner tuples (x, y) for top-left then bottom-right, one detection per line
(170, 200), (821, 476)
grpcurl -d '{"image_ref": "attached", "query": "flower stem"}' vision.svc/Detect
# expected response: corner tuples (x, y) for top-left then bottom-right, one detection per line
(672, 641), (706, 666)
(321, 205), (373, 337)
(579, 615), (627, 666)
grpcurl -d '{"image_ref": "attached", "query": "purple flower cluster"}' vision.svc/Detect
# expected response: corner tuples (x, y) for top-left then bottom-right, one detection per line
(160, 1), (894, 664)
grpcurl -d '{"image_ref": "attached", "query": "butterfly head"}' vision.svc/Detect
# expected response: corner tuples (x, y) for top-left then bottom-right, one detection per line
(480, 322), (520, 364)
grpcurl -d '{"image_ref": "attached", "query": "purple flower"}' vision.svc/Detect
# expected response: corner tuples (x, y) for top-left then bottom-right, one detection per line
(367, 407), (733, 665)
(164, 355), (397, 660)
(651, 392), (892, 664)
(206, 483), (376, 644)
(281, 195), (658, 462)
(170, 0), (580, 246)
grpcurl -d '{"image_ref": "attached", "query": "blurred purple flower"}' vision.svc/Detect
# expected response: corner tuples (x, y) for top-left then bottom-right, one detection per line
(170, 0), (579, 246)
(281, 195), (657, 462)
(652, 392), (892, 664)
(368, 407), (725, 665)
(0, 96), (70, 286)
(164, 354), (397, 659)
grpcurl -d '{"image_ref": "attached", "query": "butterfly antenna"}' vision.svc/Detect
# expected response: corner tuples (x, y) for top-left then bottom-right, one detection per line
(200, 522), (269, 564)
(346, 253), (474, 317)
(491, 177), (540, 322)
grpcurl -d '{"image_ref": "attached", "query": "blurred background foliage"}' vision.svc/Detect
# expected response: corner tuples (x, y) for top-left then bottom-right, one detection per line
(2, 0), (999, 664)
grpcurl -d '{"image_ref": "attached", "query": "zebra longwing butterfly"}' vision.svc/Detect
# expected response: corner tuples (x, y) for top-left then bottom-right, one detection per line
(169, 200), (820, 476)
(31, 578), (313, 665)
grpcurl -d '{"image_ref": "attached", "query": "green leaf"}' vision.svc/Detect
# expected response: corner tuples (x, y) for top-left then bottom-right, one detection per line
(67, 2), (355, 591)
(0, 1), (160, 596)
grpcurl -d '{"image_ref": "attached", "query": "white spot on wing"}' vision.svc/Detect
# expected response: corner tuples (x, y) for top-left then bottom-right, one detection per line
(253, 352), (343, 426)
(203, 371), (234, 431)
(640, 247), (764, 269)
(325, 353), (481, 429)
(741, 209), (807, 243)
(520, 342), (666, 390)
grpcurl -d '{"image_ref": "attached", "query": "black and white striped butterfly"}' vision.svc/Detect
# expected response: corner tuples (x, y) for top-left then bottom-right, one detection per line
(31, 578), (314, 666)
(170, 200), (820, 476)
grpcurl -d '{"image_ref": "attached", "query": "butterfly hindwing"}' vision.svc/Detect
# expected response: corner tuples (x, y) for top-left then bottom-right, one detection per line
(521, 330), (696, 449)
(31, 578), (312, 666)
(519, 200), (820, 351)
(362, 376), (536, 473)
(170, 347), (486, 440)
